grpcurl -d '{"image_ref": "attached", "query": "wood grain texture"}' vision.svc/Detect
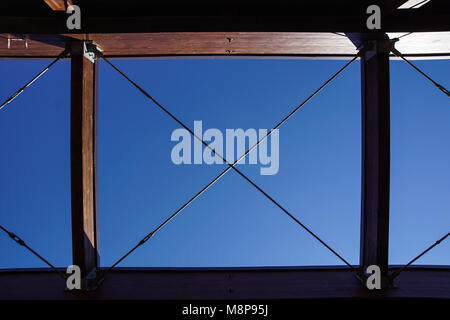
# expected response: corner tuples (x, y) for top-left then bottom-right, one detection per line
(70, 41), (99, 287)
(0, 32), (449, 58)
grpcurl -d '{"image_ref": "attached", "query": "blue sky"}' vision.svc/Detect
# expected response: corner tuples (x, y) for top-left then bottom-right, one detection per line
(0, 56), (448, 269)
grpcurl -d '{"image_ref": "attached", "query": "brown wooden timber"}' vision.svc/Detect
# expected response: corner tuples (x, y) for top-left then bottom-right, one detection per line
(44, 0), (71, 11)
(70, 40), (99, 289)
(1, 32), (450, 58)
(0, 32), (356, 57)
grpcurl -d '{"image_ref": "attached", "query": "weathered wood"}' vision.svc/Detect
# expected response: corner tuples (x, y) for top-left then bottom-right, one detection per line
(70, 40), (99, 289)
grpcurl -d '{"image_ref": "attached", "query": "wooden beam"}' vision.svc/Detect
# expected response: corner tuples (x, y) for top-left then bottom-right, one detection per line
(1, 32), (449, 58)
(0, 267), (449, 299)
(0, 1), (448, 58)
(357, 34), (391, 285)
(70, 40), (99, 290)
(43, 0), (71, 11)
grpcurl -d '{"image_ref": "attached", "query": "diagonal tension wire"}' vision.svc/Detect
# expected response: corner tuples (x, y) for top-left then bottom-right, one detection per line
(100, 54), (359, 276)
(393, 32), (413, 40)
(0, 51), (68, 279)
(99, 53), (359, 278)
(389, 231), (450, 280)
(0, 224), (67, 280)
(391, 48), (449, 97)
(0, 49), (69, 111)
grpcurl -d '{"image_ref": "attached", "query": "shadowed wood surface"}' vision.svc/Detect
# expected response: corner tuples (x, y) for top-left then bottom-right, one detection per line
(0, 0), (449, 58)
(358, 37), (391, 278)
(0, 267), (448, 300)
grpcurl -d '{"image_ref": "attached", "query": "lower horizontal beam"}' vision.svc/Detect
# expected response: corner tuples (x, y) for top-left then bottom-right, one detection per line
(0, 267), (448, 300)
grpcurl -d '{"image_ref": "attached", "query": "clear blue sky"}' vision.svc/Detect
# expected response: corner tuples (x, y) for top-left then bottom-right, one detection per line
(0, 56), (448, 269)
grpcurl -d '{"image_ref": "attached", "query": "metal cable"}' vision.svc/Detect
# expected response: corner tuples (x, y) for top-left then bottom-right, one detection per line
(0, 49), (69, 282)
(0, 49), (68, 111)
(389, 32), (414, 44)
(395, 32), (413, 40)
(0, 224), (67, 280)
(331, 32), (347, 37)
(410, 0), (430, 9)
(1, 44), (445, 286)
(391, 47), (449, 97)
(390, 231), (450, 280)
(98, 54), (359, 279)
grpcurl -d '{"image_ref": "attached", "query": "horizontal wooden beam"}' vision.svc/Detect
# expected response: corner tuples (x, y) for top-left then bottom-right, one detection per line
(0, 32), (449, 58)
(0, 267), (448, 299)
(0, 0), (448, 58)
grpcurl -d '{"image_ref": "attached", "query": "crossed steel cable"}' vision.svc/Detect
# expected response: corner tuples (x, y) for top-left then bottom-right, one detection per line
(98, 53), (360, 280)
(0, 46), (448, 284)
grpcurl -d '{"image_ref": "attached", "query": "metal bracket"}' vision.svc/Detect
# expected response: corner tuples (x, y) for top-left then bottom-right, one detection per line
(358, 39), (391, 61)
(7, 37), (28, 49)
(85, 268), (99, 291)
(83, 41), (103, 63)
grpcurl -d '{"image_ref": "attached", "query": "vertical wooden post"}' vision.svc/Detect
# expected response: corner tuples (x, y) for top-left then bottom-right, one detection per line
(70, 40), (99, 289)
(359, 37), (391, 285)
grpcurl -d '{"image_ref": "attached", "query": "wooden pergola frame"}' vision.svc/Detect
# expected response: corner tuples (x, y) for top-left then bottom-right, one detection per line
(0, 0), (449, 300)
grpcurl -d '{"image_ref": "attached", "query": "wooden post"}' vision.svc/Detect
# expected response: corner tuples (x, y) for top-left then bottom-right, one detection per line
(359, 37), (391, 286)
(70, 40), (99, 289)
